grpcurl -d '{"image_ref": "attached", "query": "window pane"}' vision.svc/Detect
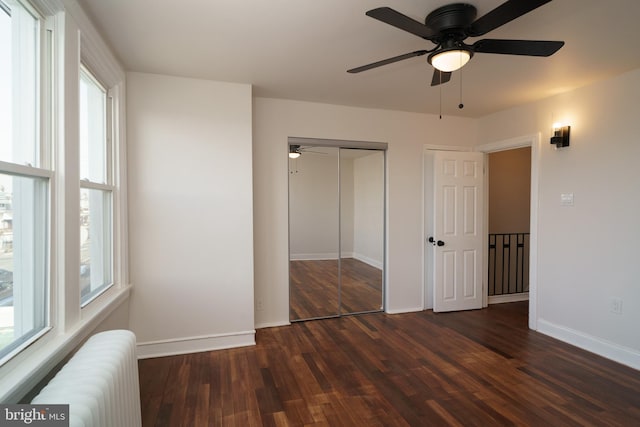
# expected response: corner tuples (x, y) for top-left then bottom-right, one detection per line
(80, 188), (112, 305)
(0, 0), (39, 167)
(0, 172), (48, 360)
(80, 68), (107, 183)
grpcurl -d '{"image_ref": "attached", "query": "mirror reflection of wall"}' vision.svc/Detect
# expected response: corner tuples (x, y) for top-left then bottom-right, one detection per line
(289, 147), (340, 320)
(340, 149), (384, 314)
(288, 140), (386, 322)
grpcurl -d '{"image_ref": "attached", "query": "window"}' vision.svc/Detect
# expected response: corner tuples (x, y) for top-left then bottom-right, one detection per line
(0, 0), (127, 401)
(0, 0), (50, 362)
(79, 66), (113, 306)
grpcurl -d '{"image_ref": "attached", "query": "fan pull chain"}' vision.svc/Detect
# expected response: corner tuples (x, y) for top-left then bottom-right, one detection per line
(459, 67), (464, 110)
(439, 71), (442, 119)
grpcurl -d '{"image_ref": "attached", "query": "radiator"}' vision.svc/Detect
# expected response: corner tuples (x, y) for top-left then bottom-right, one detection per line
(31, 330), (142, 427)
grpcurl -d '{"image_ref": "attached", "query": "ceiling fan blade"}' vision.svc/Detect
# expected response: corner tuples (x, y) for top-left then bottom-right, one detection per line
(472, 39), (564, 56)
(431, 70), (452, 86)
(468, 0), (552, 37)
(347, 50), (428, 73)
(366, 7), (436, 39)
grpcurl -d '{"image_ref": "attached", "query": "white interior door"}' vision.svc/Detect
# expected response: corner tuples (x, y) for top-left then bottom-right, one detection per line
(431, 151), (484, 312)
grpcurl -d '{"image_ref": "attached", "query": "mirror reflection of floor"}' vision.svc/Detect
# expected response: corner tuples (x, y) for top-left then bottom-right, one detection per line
(290, 258), (382, 321)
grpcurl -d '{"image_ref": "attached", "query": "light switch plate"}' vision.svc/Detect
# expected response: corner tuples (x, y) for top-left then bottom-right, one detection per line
(560, 193), (574, 206)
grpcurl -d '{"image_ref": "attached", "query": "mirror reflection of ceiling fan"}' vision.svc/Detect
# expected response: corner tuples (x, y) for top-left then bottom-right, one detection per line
(288, 145), (328, 158)
(347, 0), (564, 86)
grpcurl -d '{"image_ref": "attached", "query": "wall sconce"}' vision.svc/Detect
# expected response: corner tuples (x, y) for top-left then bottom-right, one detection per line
(550, 124), (570, 148)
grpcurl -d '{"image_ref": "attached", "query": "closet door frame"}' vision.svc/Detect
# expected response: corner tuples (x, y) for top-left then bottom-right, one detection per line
(288, 137), (387, 322)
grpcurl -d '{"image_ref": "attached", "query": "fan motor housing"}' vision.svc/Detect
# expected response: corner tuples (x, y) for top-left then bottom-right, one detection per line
(425, 3), (477, 36)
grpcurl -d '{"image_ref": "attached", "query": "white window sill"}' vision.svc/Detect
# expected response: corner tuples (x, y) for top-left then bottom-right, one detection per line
(0, 285), (131, 403)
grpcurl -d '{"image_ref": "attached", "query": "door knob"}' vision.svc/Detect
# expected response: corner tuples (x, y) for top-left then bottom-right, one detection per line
(428, 237), (445, 247)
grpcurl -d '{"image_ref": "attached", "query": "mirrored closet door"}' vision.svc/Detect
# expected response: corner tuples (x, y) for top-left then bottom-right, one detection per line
(288, 139), (386, 321)
(339, 148), (384, 315)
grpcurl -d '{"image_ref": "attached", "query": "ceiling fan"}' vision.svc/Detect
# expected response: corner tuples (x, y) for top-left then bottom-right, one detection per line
(289, 145), (329, 158)
(347, 0), (564, 86)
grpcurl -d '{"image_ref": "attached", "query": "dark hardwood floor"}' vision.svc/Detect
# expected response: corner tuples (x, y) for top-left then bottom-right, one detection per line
(139, 302), (640, 426)
(289, 258), (382, 320)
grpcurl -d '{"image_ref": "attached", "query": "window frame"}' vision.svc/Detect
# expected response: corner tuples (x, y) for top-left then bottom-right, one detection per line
(0, 0), (53, 365)
(78, 63), (116, 307)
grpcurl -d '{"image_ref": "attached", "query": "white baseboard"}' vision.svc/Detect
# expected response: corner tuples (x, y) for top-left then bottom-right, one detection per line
(489, 292), (529, 304)
(255, 320), (290, 329)
(290, 252), (338, 261)
(136, 330), (255, 359)
(386, 306), (424, 315)
(537, 319), (640, 371)
(289, 252), (383, 270)
(352, 253), (383, 270)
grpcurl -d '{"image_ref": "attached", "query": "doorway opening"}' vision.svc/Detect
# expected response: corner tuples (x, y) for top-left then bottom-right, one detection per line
(424, 134), (539, 328)
(477, 134), (540, 330)
(487, 147), (531, 305)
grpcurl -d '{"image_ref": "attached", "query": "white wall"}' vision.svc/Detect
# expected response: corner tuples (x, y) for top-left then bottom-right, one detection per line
(288, 151), (340, 259)
(127, 72), (255, 357)
(90, 299), (130, 334)
(253, 97), (477, 327)
(121, 66), (640, 368)
(478, 68), (640, 369)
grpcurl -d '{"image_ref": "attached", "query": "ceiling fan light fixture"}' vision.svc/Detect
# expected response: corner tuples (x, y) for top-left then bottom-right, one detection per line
(429, 48), (472, 72)
(289, 145), (301, 159)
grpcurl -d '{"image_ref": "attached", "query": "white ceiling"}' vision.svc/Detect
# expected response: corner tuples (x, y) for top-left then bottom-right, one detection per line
(77, 0), (640, 118)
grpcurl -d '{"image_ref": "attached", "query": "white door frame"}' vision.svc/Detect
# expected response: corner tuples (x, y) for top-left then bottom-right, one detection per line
(475, 133), (540, 330)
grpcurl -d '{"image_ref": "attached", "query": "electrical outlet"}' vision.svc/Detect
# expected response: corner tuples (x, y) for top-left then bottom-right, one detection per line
(256, 298), (264, 312)
(610, 297), (623, 315)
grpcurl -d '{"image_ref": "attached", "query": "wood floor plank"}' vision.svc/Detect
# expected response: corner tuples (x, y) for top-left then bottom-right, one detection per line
(140, 302), (640, 426)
